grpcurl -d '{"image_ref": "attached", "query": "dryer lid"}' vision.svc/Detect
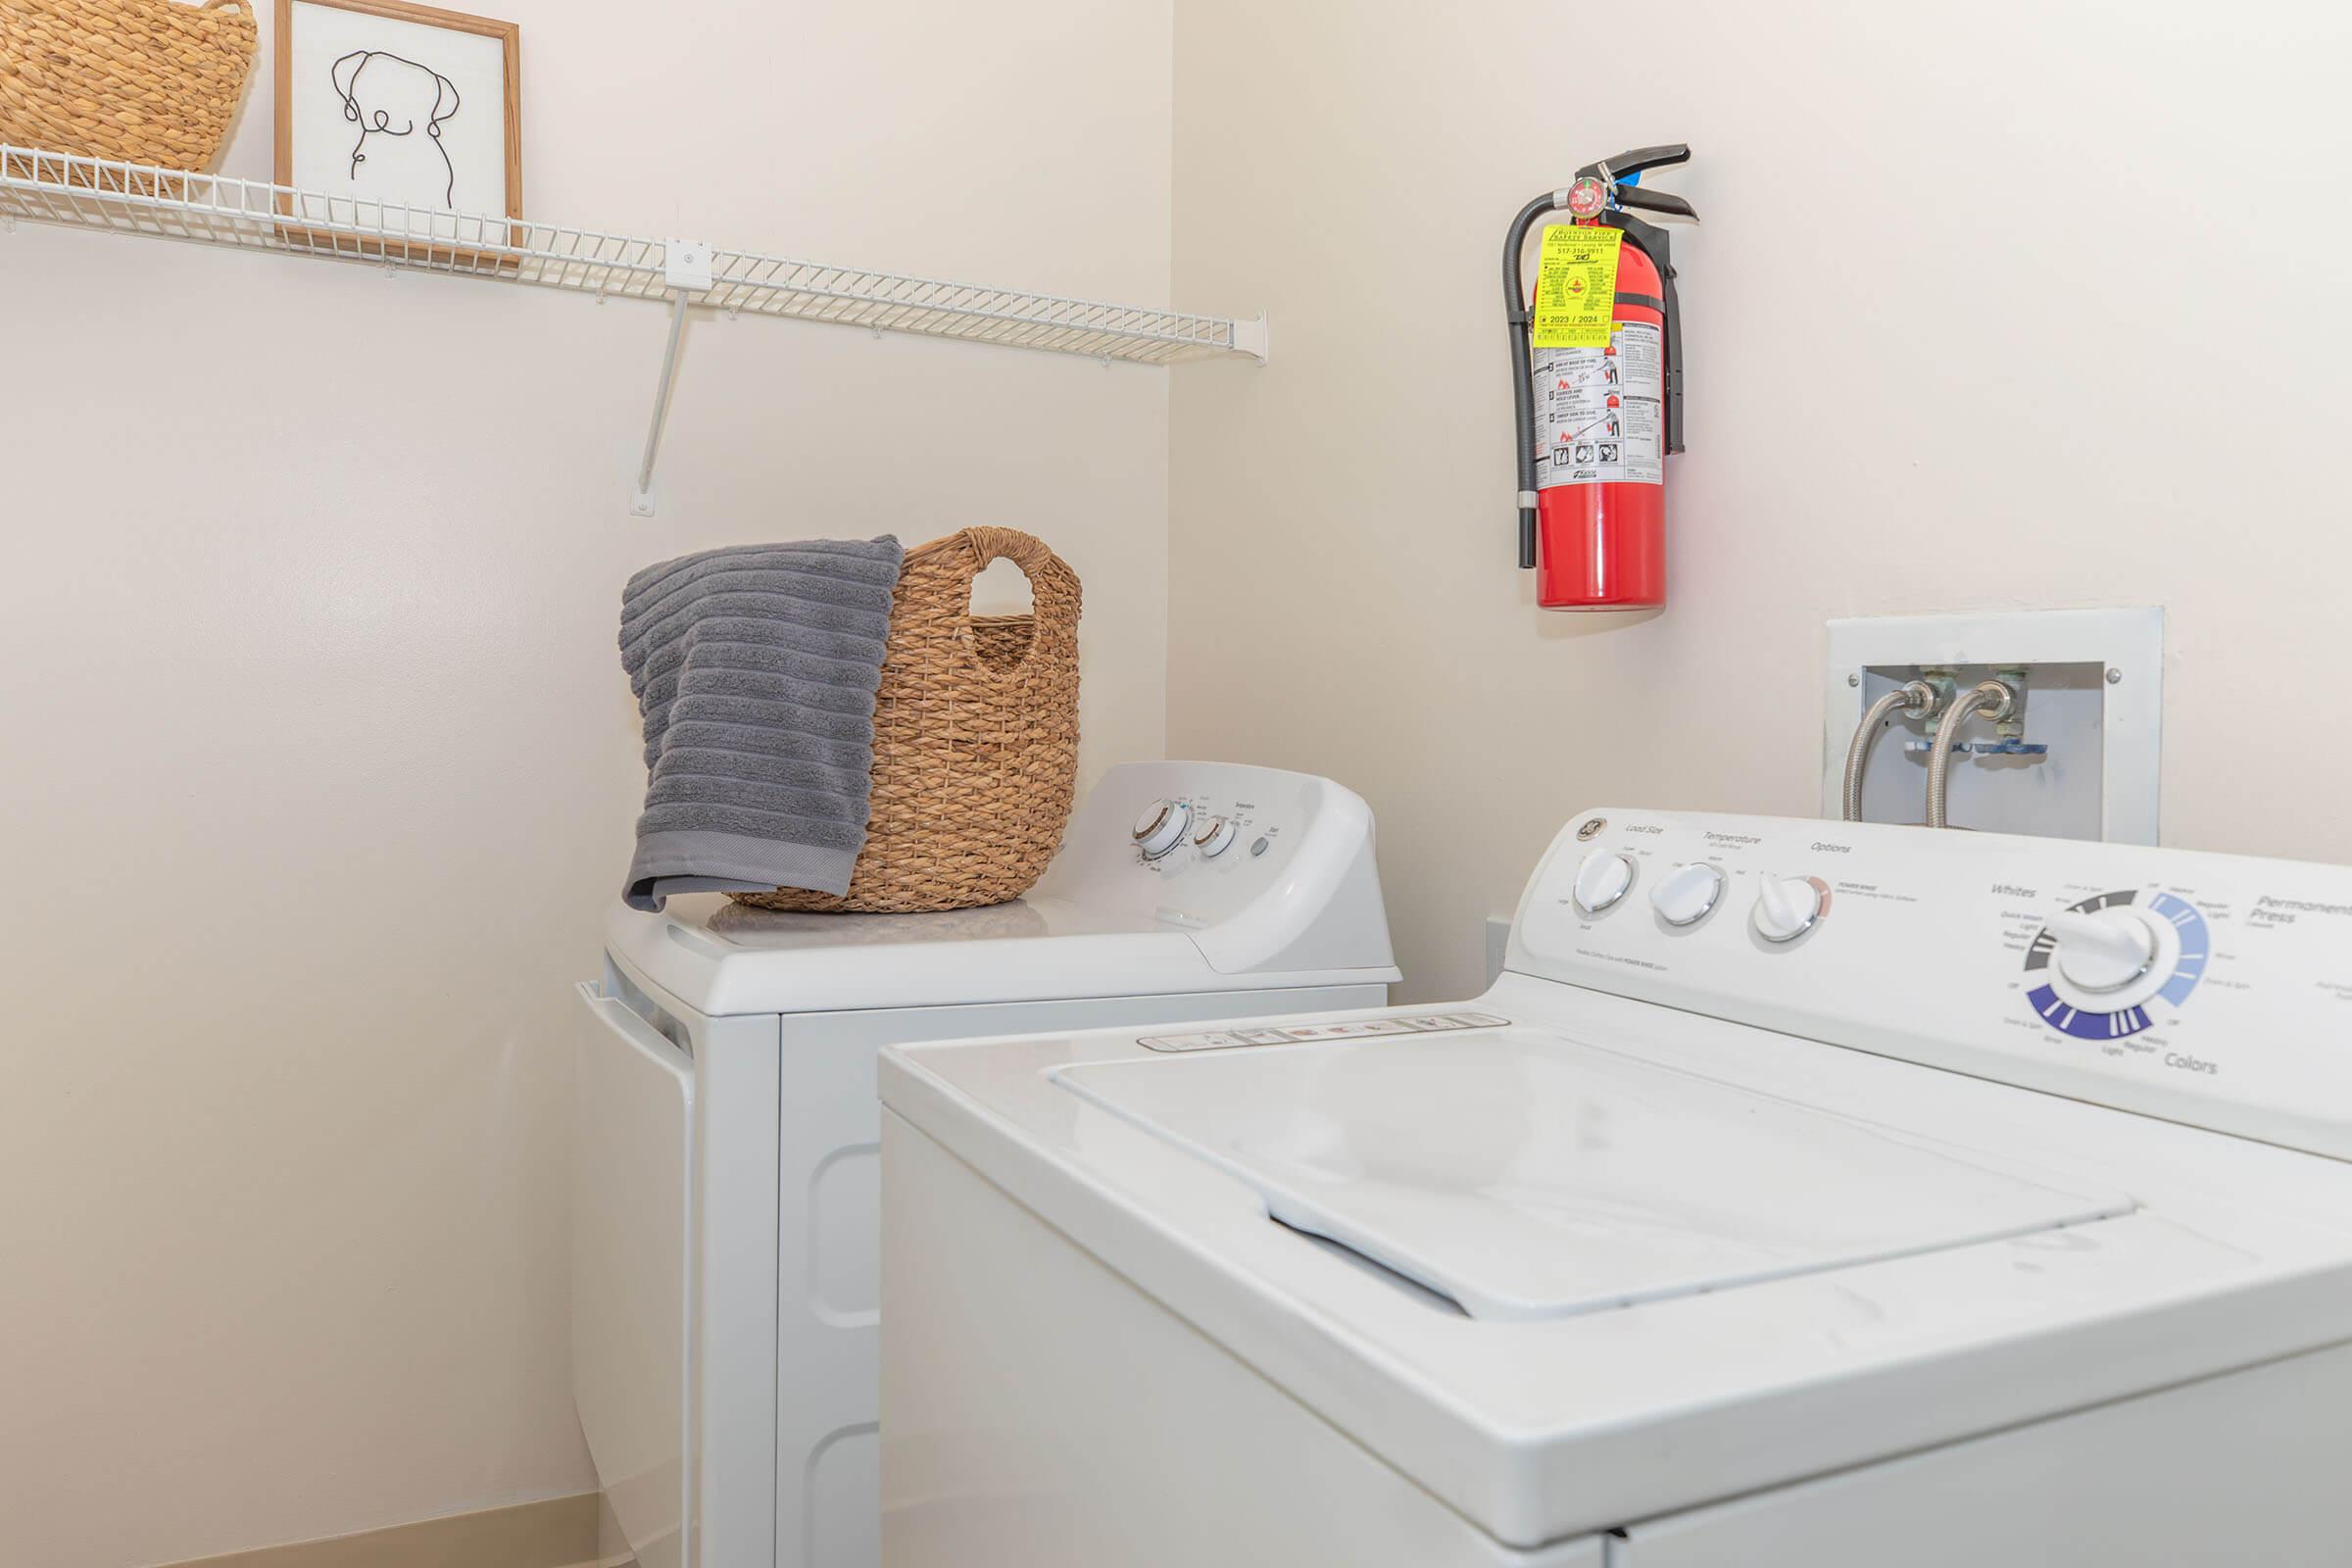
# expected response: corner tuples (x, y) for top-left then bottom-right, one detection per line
(1054, 1030), (2136, 1321)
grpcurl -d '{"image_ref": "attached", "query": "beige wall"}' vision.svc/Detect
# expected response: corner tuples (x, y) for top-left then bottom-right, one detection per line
(1169, 0), (2352, 1002)
(0, 3), (1171, 1563)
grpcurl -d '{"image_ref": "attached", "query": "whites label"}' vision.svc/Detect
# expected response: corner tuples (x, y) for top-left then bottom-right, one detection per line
(1533, 320), (1663, 488)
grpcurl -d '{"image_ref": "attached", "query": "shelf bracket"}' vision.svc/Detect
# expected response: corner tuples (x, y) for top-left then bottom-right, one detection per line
(631, 239), (715, 517)
(1231, 313), (1270, 364)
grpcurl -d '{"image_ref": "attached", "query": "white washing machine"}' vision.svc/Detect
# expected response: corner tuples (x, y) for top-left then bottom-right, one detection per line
(879, 807), (2352, 1566)
(571, 760), (1396, 1568)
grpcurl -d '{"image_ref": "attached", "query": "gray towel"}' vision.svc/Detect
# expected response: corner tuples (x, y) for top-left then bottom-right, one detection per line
(619, 536), (905, 910)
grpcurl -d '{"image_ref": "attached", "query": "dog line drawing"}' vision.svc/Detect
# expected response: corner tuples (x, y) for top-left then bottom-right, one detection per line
(331, 49), (462, 207)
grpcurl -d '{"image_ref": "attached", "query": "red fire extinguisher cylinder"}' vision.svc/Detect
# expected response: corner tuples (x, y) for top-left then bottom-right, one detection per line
(1536, 237), (1666, 610)
(1504, 146), (1692, 612)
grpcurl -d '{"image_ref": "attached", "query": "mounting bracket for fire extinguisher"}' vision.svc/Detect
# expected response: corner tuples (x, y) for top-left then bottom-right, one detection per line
(1503, 144), (1695, 574)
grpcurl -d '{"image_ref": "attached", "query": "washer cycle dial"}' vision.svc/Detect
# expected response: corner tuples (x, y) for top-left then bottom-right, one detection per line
(1572, 851), (1636, 915)
(2044, 908), (2160, 993)
(2025, 890), (2208, 1040)
(1133, 800), (1192, 859)
(1751, 876), (1827, 943)
(1649, 862), (1725, 927)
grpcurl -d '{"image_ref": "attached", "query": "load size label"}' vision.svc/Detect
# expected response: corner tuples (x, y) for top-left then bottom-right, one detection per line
(1533, 319), (1663, 488)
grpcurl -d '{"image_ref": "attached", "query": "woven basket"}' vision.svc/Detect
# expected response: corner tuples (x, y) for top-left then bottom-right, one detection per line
(733, 526), (1083, 914)
(0, 0), (257, 188)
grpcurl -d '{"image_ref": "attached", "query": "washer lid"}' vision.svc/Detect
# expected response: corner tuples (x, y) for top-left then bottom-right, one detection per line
(1054, 1031), (2136, 1322)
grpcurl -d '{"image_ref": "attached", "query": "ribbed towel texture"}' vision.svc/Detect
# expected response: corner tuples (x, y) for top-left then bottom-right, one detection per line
(619, 537), (906, 911)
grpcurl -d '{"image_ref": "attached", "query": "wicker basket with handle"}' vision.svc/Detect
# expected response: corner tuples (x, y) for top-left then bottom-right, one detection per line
(733, 526), (1082, 914)
(0, 0), (258, 185)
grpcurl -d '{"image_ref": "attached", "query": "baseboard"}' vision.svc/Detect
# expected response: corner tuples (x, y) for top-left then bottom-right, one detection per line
(592, 1490), (637, 1568)
(154, 1492), (608, 1568)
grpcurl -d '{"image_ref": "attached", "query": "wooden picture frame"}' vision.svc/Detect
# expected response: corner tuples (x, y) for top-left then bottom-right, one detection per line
(272, 0), (522, 266)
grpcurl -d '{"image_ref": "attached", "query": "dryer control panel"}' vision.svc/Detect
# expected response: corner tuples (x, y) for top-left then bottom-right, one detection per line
(1508, 809), (2352, 1161)
(1032, 760), (1396, 978)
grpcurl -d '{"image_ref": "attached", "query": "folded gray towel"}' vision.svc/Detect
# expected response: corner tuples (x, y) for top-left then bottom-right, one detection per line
(619, 537), (905, 910)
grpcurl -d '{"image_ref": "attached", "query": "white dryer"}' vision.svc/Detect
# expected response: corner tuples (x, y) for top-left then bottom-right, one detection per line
(570, 760), (1396, 1568)
(880, 807), (2352, 1567)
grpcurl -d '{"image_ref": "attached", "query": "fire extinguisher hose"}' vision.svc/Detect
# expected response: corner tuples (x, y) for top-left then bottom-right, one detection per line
(1503, 192), (1563, 570)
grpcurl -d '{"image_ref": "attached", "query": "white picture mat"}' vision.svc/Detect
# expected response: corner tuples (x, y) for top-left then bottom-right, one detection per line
(285, 1), (511, 218)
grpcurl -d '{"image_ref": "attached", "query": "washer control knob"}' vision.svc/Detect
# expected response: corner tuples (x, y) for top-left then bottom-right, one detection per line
(1649, 861), (1726, 927)
(1193, 815), (1237, 858)
(2046, 909), (2161, 993)
(1752, 876), (1826, 943)
(1572, 851), (1636, 915)
(1133, 800), (1192, 859)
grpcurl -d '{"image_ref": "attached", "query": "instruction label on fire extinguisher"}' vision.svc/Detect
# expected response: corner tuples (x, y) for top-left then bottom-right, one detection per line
(1532, 224), (1623, 347)
(1533, 320), (1664, 487)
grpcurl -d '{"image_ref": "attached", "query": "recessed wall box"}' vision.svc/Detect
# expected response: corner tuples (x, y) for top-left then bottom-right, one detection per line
(1822, 609), (2163, 842)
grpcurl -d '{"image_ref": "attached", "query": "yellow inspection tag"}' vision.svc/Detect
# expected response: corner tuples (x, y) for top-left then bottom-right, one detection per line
(1531, 224), (1623, 349)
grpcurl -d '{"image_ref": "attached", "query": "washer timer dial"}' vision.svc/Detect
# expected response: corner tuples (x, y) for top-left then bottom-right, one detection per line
(2024, 889), (2209, 1040)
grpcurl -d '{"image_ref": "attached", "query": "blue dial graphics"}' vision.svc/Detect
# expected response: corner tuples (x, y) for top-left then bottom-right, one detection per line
(2023, 889), (2208, 1041)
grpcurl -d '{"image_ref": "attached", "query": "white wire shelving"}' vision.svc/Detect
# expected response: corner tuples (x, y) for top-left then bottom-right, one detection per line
(0, 145), (1268, 510)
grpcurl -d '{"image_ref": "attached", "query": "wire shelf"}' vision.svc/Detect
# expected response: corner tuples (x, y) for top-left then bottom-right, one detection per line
(0, 145), (1263, 365)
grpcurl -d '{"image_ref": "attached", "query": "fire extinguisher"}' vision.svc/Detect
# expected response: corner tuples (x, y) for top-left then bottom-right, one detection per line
(1504, 144), (1695, 609)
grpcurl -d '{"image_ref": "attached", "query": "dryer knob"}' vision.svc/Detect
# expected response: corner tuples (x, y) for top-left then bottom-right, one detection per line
(1752, 876), (1826, 944)
(1572, 851), (1636, 915)
(1134, 799), (1192, 859)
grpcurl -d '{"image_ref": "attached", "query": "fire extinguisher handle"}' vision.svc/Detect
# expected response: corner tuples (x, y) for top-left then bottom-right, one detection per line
(1578, 144), (1691, 182)
(1610, 184), (1698, 220)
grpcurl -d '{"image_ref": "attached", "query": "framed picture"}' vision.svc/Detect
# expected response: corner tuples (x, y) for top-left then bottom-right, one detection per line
(273, 0), (521, 257)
